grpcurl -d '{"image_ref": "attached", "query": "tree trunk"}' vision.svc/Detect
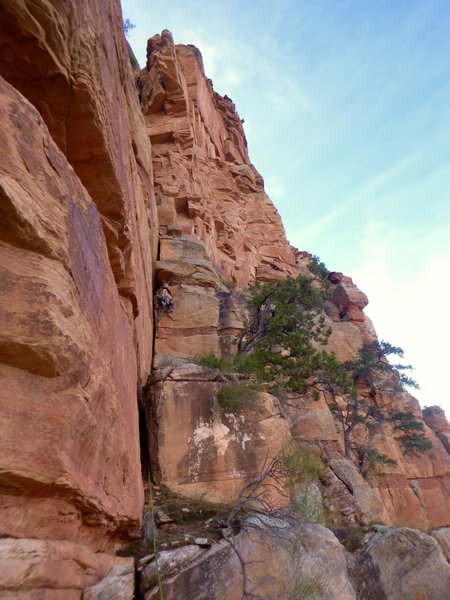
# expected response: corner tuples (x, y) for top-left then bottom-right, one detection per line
(344, 429), (352, 459)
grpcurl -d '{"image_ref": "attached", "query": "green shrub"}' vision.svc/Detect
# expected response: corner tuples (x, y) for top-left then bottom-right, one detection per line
(192, 351), (235, 373)
(364, 448), (397, 476)
(307, 254), (330, 281)
(287, 575), (324, 600)
(286, 536), (326, 599)
(216, 382), (261, 412)
(280, 444), (327, 488)
(239, 275), (333, 393)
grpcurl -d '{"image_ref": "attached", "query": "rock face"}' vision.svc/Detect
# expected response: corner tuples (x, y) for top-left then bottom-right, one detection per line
(139, 28), (450, 534)
(0, 538), (133, 600)
(352, 527), (450, 599)
(0, 0), (157, 559)
(1, 3), (450, 598)
(423, 405), (450, 455)
(0, 76), (143, 550)
(82, 564), (135, 600)
(0, 1), (158, 379)
(141, 31), (298, 287)
(146, 364), (291, 503)
(142, 515), (356, 600)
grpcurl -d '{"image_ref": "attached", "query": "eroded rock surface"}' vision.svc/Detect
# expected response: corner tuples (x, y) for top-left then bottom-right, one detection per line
(0, 1), (158, 382)
(141, 31), (298, 287)
(143, 515), (356, 600)
(0, 77), (143, 550)
(146, 364), (291, 503)
(352, 527), (450, 600)
(0, 538), (133, 600)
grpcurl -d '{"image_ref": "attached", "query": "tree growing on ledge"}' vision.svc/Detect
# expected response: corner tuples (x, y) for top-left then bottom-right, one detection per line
(325, 340), (432, 459)
(237, 275), (332, 393)
(238, 275), (431, 462)
(123, 18), (135, 37)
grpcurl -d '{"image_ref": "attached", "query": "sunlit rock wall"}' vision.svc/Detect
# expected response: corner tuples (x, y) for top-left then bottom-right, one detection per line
(140, 30), (298, 287)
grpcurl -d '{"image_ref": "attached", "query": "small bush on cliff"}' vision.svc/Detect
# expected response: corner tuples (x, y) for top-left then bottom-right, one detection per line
(216, 382), (262, 412)
(326, 340), (428, 459)
(280, 444), (327, 521)
(279, 444), (327, 489)
(307, 254), (330, 282)
(391, 411), (433, 455)
(361, 448), (397, 478)
(123, 18), (135, 36)
(285, 536), (327, 599)
(193, 351), (235, 373)
(286, 574), (325, 600)
(343, 340), (419, 391)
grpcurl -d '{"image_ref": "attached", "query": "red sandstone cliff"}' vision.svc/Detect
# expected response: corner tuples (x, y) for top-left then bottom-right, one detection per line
(140, 30), (298, 286)
(0, 0), (157, 557)
(0, 4), (450, 598)
(139, 33), (450, 532)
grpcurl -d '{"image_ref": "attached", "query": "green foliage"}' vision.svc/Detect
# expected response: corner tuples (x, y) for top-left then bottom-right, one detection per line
(391, 411), (433, 455)
(366, 448), (397, 470)
(193, 351), (235, 373)
(123, 18), (135, 36)
(238, 276), (429, 464)
(287, 575), (324, 600)
(331, 342), (427, 459)
(279, 444), (327, 488)
(216, 382), (261, 412)
(241, 275), (332, 392)
(361, 448), (397, 479)
(307, 254), (330, 281)
(279, 445), (327, 522)
(286, 536), (326, 599)
(344, 340), (419, 390)
(233, 350), (267, 379)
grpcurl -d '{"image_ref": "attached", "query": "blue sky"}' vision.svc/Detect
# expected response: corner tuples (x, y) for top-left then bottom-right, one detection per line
(123, 0), (450, 417)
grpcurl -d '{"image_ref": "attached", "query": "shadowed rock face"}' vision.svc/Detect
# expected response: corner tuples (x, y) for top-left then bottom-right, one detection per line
(0, 0), (159, 554)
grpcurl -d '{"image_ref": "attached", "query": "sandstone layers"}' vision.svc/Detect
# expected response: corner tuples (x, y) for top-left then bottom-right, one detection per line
(0, 0), (157, 589)
(140, 32), (450, 531)
(0, 1), (450, 598)
(141, 30), (298, 287)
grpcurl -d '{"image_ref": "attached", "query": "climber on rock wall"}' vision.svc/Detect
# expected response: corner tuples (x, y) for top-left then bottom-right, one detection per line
(154, 283), (174, 318)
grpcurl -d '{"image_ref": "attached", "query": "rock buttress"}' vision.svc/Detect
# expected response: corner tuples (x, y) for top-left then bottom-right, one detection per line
(0, 0), (159, 560)
(140, 31), (298, 287)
